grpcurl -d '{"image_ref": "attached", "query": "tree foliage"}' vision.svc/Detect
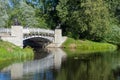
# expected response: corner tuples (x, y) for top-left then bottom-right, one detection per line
(19, 1), (38, 27)
(0, 0), (9, 27)
(7, 1), (48, 28)
(105, 0), (120, 24)
(104, 25), (120, 45)
(80, 0), (110, 40)
(57, 0), (110, 40)
(8, 1), (38, 27)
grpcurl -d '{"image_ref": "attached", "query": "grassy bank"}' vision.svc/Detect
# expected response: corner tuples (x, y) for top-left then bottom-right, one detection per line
(0, 40), (34, 61)
(62, 38), (117, 54)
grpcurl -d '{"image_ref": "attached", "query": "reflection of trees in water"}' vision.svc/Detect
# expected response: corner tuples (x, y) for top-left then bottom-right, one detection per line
(56, 52), (120, 80)
(110, 50), (120, 79)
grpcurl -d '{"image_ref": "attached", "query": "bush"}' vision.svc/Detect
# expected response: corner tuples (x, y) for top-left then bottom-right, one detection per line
(104, 25), (120, 45)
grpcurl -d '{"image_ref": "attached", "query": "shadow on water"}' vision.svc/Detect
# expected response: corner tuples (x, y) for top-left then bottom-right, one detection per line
(33, 47), (50, 60)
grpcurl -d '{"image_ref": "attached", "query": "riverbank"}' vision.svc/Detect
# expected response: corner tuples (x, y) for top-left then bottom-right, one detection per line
(0, 40), (34, 61)
(62, 38), (117, 54)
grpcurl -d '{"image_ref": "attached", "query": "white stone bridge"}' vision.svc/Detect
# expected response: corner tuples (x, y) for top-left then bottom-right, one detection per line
(0, 26), (67, 48)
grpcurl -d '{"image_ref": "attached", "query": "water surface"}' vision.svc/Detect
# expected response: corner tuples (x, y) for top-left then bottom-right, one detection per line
(0, 48), (120, 80)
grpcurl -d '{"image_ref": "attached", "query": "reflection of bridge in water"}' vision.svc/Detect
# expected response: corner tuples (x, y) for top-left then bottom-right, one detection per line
(1, 48), (67, 80)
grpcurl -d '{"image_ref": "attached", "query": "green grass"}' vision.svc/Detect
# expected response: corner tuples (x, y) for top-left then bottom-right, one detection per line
(0, 40), (34, 61)
(62, 38), (117, 54)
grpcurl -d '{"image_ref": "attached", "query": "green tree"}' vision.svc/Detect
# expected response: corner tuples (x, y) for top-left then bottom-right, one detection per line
(80, 0), (110, 41)
(8, 1), (41, 28)
(0, 0), (9, 27)
(38, 0), (58, 29)
(6, 0), (49, 28)
(19, 1), (38, 27)
(105, 0), (120, 25)
(104, 25), (120, 45)
(56, 0), (80, 38)
(9, 0), (57, 29)
(35, 9), (48, 28)
(57, 0), (110, 41)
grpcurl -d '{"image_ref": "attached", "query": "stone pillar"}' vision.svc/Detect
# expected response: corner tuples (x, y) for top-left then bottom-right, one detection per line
(54, 29), (62, 44)
(11, 26), (23, 47)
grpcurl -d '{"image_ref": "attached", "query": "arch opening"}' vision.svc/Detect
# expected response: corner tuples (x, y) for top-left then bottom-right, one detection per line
(23, 37), (52, 48)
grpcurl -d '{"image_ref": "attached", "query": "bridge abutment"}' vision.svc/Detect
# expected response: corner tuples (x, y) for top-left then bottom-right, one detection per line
(1, 26), (23, 48)
(54, 29), (62, 46)
(11, 26), (23, 47)
(47, 29), (67, 48)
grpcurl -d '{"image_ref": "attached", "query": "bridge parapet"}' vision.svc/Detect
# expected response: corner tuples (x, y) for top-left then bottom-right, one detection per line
(0, 28), (54, 34)
(23, 28), (54, 34)
(23, 28), (55, 42)
(0, 28), (11, 33)
(23, 35), (54, 42)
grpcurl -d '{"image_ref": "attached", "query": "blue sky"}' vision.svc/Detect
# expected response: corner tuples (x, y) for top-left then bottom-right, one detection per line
(8, 0), (13, 7)
(7, 0), (56, 8)
(8, 0), (41, 7)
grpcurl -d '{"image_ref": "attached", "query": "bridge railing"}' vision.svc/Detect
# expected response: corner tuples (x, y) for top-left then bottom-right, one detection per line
(0, 28), (11, 33)
(0, 28), (54, 34)
(23, 28), (54, 34)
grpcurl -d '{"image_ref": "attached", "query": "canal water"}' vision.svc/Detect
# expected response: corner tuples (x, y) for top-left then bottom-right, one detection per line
(0, 48), (120, 80)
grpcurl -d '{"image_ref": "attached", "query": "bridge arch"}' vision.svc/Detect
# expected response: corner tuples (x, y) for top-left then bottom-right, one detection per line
(23, 37), (53, 48)
(23, 34), (54, 42)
